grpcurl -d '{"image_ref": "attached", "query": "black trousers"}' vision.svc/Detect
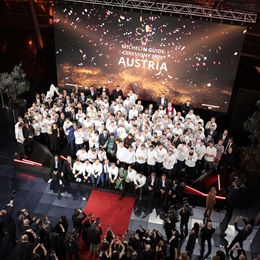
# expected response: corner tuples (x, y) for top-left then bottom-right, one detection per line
(200, 237), (212, 257)
(180, 220), (189, 236)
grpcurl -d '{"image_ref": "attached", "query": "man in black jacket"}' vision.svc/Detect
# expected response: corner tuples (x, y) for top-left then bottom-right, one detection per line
(179, 204), (193, 237)
(61, 155), (74, 190)
(199, 221), (215, 259)
(111, 86), (123, 101)
(226, 216), (253, 252)
(72, 209), (87, 235)
(145, 172), (158, 204)
(88, 223), (102, 256)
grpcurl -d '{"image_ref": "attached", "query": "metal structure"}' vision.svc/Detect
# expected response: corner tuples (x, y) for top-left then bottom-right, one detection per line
(64, 0), (257, 23)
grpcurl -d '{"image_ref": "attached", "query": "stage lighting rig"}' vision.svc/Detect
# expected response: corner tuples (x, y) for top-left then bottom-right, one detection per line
(64, 0), (257, 23)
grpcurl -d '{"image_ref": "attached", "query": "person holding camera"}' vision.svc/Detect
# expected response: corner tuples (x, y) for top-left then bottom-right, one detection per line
(72, 208), (87, 235)
(179, 204), (193, 237)
(88, 221), (103, 257)
(230, 244), (247, 260)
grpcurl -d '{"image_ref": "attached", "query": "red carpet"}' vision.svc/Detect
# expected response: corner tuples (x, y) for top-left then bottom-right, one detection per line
(79, 190), (135, 259)
(84, 190), (135, 236)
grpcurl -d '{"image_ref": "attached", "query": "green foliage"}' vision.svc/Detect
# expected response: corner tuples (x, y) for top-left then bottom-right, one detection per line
(0, 63), (29, 108)
(243, 100), (260, 146)
(242, 100), (260, 173)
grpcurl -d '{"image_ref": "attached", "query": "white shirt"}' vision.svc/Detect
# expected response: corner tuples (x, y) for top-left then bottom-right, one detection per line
(74, 130), (84, 145)
(87, 150), (98, 163)
(205, 146), (217, 162)
(126, 169), (137, 182)
(92, 163), (103, 177)
(63, 121), (72, 136)
(15, 127), (25, 144)
(156, 147), (167, 163)
(163, 153), (177, 170)
(98, 151), (107, 162)
(172, 127), (183, 137)
(134, 174), (146, 188)
(125, 150), (136, 164)
(81, 162), (93, 177)
(73, 162), (83, 174)
(147, 149), (158, 165)
(108, 166), (119, 181)
(195, 144), (207, 160)
(116, 145), (128, 163)
(128, 109), (139, 120)
(135, 146), (147, 164)
(185, 153), (197, 167)
(176, 144), (189, 161)
(76, 149), (88, 161)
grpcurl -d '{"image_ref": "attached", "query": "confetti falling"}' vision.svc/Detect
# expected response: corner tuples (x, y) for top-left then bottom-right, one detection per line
(53, 3), (246, 112)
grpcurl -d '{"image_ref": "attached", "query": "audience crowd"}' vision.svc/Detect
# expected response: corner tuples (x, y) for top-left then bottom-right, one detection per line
(9, 85), (258, 259)
(15, 86), (236, 202)
(0, 197), (258, 260)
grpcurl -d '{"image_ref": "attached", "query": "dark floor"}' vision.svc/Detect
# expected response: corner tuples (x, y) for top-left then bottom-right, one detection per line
(0, 133), (259, 259)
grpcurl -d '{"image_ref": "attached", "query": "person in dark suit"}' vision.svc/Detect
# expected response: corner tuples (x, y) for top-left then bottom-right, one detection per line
(221, 179), (242, 236)
(61, 155), (74, 191)
(50, 155), (62, 178)
(169, 229), (180, 260)
(99, 130), (109, 148)
(181, 101), (193, 116)
(179, 204), (193, 237)
(49, 155), (62, 193)
(111, 86), (123, 100)
(218, 129), (229, 147)
(72, 209), (87, 235)
(97, 86), (109, 97)
(199, 221), (215, 259)
(205, 124), (218, 143)
(89, 87), (96, 100)
(226, 217), (253, 252)
(157, 174), (170, 210)
(156, 93), (168, 108)
(145, 172), (158, 204)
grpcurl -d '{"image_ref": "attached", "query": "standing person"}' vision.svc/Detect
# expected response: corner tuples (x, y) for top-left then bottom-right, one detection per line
(89, 223), (103, 257)
(179, 204), (193, 237)
(145, 172), (158, 204)
(74, 126), (84, 152)
(169, 229), (180, 260)
(15, 122), (25, 159)
(147, 145), (158, 176)
(186, 222), (200, 258)
(204, 187), (217, 222)
(134, 172), (146, 201)
(203, 141), (217, 172)
(221, 180), (242, 236)
(199, 221), (215, 259)
(135, 144), (147, 174)
(61, 155), (74, 192)
(156, 143), (167, 175)
(226, 217), (253, 252)
(72, 209), (87, 235)
(163, 149), (176, 179)
(214, 139), (224, 170)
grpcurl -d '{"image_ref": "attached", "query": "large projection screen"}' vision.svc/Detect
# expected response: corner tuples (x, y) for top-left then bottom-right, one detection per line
(53, 2), (246, 112)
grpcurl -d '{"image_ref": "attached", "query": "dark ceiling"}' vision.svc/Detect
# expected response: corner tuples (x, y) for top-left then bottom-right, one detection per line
(0, 0), (259, 93)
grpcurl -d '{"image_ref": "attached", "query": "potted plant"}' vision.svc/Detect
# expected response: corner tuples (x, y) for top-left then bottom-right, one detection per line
(0, 63), (30, 122)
